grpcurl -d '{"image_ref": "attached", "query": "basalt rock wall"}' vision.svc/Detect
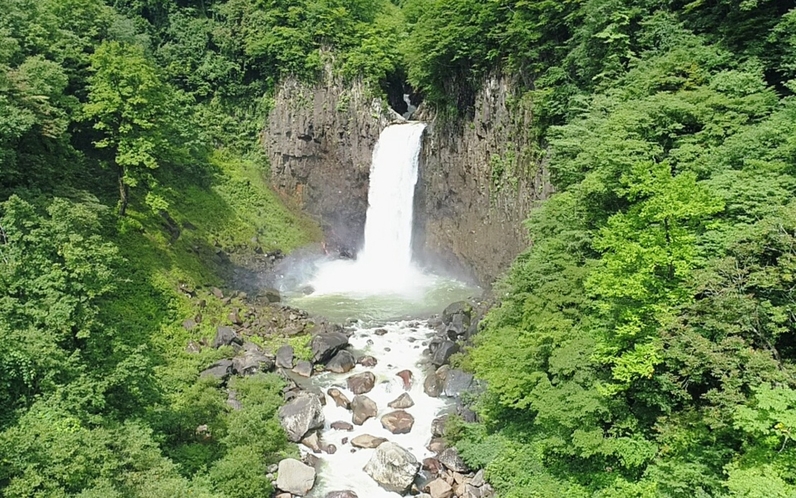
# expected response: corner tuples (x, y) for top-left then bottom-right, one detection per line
(264, 75), (552, 287)
(413, 77), (553, 286)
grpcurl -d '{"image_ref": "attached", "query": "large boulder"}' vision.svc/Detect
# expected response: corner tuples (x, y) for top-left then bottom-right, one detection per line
(325, 492), (358, 498)
(351, 394), (378, 425)
(430, 340), (459, 366)
(278, 393), (325, 442)
(212, 326), (242, 348)
(442, 301), (472, 325)
(438, 447), (470, 473)
(311, 331), (349, 363)
(200, 359), (233, 381)
(276, 345), (295, 369)
(347, 371), (376, 394)
(427, 478), (454, 498)
(326, 350), (356, 373)
(381, 410), (415, 434)
(232, 347), (275, 376)
(276, 458), (316, 496)
(424, 366), (448, 397)
(363, 442), (420, 494)
(443, 369), (474, 398)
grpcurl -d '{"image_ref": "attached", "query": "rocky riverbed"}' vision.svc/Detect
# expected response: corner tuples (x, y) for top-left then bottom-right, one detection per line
(270, 299), (494, 498)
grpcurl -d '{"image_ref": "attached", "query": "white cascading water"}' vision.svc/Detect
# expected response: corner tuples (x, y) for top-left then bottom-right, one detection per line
(291, 121), (465, 497)
(308, 122), (432, 296)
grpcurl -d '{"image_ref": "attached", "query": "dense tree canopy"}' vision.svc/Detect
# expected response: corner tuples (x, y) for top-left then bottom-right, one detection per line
(3, 0), (796, 495)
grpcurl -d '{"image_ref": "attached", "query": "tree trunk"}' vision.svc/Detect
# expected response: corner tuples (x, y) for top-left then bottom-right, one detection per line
(118, 165), (129, 217)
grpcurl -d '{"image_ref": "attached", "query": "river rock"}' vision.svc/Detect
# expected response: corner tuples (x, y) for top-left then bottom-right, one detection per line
(442, 301), (472, 324)
(276, 345), (294, 369)
(331, 420), (354, 431)
(381, 410), (415, 434)
(388, 392), (414, 409)
(351, 394), (378, 425)
(293, 360), (314, 377)
(347, 371), (376, 394)
(363, 441), (420, 494)
(311, 331), (349, 363)
(430, 340), (459, 366)
(422, 457), (443, 474)
(443, 369), (474, 398)
(232, 347), (275, 376)
(396, 369), (413, 389)
(261, 287), (282, 303)
(471, 469), (486, 487)
(427, 438), (447, 453)
(427, 478), (454, 498)
(358, 355), (378, 367)
(200, 359), (233, 381)
(278, 392), (325, 442)
(327, 388), (351, 409)
(325, 492), (358, 498)
(424, 366), (446, 397)
(431, 415), (448, 437)
(438, 447), (469, 472)
(301, 431), (323, 453)
(326, 350), (356, 373)
(212, 326), (242, 348)
(351, 434), (388, 448)
(276, 458), (316, 496)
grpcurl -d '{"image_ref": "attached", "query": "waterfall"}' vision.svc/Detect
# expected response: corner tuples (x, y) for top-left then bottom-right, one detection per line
(358, 122), (425, 272)
(307, 122), (429, 296)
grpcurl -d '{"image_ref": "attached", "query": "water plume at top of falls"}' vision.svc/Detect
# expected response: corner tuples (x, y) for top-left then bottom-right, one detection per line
(307, 122), (431, 296)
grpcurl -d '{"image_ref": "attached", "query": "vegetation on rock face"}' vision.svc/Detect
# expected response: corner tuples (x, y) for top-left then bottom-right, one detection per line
(415, 1), (796, 496)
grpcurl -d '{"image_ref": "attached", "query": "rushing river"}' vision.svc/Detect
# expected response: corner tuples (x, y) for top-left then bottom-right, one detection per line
(278, 122), (479, 496)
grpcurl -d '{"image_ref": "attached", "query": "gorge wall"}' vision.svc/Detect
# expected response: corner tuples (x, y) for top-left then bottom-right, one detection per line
(264, 75), (552, 286)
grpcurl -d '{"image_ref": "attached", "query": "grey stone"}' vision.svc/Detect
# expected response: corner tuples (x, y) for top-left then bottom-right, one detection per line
(276, 458), (315, 496)
(200, 359), (233, 381)
(326, 350), (356, 373)
(232, 348), (275, 376)
(347, 371), (375, 394)
(311, 331), (349, 363)
(351, 434), (387, 449)
(330, 420), (354, 431)
(293, 360), (313, 377)
(327, 388), (351, 409)
(351, 394), (378, 425)
(212, 326), (242, 348)
(438, 447), (469, 473)
(276, 344), (294, 369)
(278, 392), (324, 442)
(388, 392), (415, 409)
(325, 492), (358, 498)
(363, 442), (420, 494)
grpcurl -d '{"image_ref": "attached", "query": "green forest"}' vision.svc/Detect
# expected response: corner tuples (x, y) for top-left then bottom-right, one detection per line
(2, 0), (796, 496)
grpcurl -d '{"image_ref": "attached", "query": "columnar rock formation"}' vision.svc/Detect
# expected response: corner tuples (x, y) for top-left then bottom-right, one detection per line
(264, 73), (551, 286)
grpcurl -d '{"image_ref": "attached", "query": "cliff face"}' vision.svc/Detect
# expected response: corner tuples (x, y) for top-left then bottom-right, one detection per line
(264, 76), (552, 287)
(413, 77), (552, 285)
(265, 77), (396, 254)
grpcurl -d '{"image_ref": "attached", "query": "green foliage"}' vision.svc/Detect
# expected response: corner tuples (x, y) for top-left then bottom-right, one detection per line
(465, 25), (796, 497)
